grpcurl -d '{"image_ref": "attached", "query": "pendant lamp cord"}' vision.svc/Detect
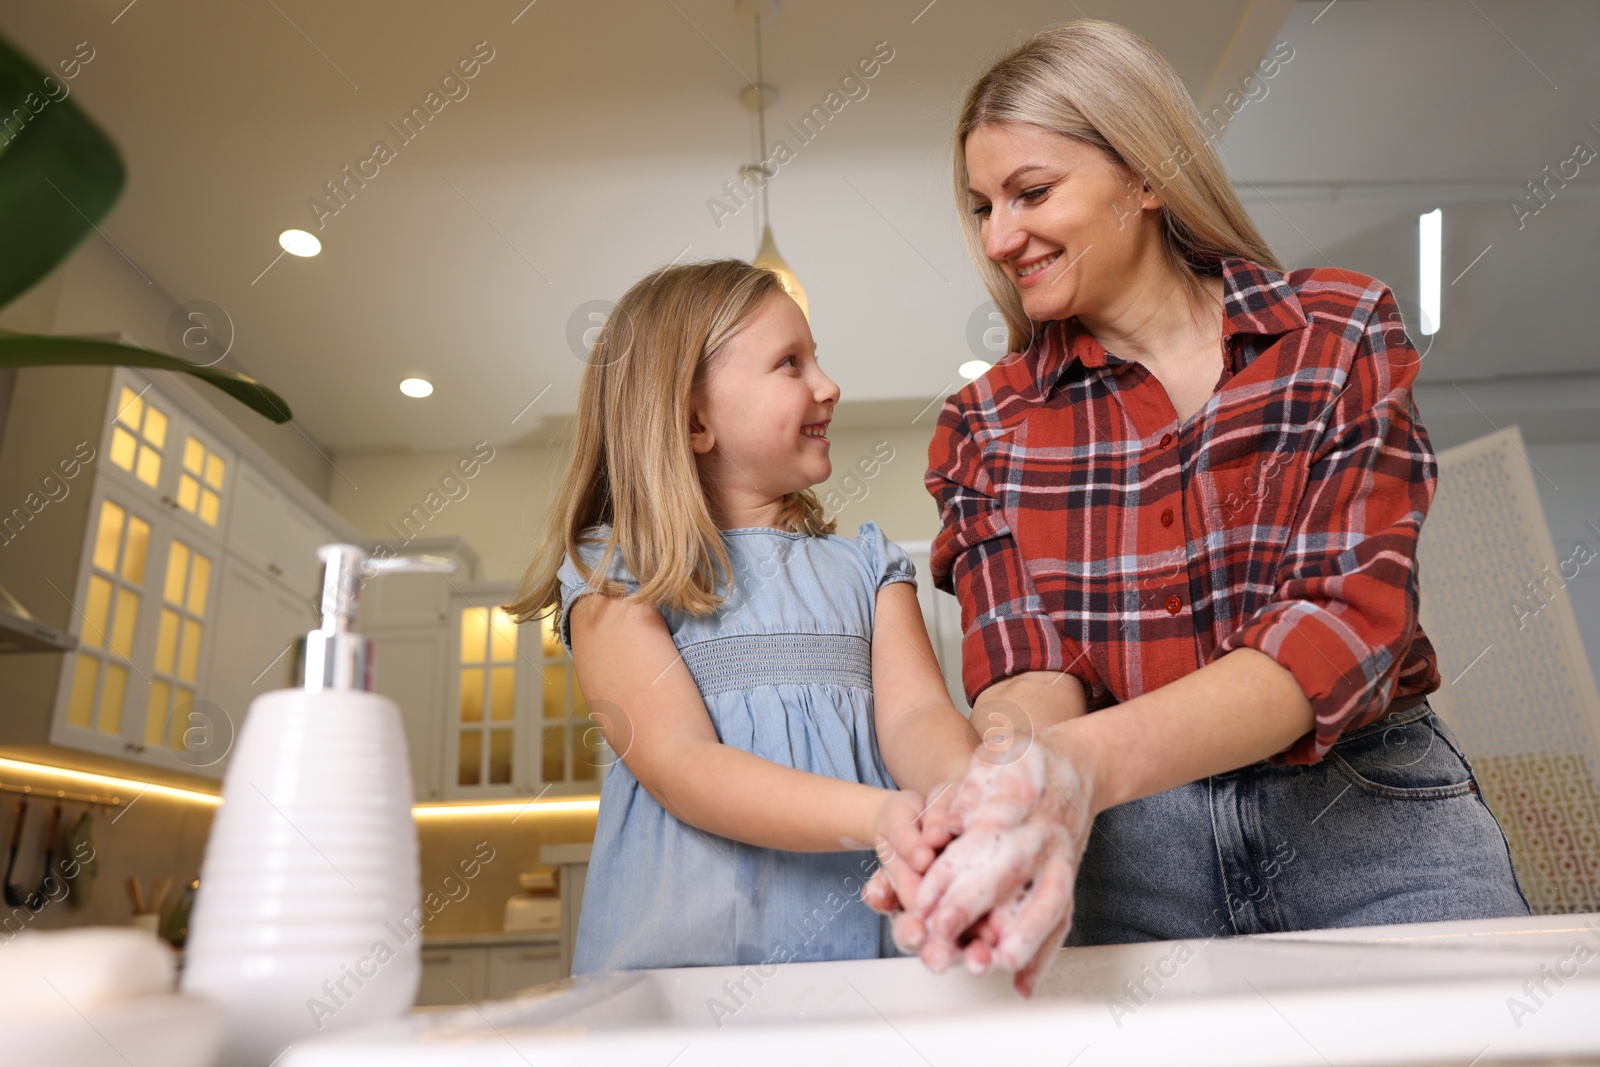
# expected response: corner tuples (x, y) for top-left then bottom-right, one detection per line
(754, 13), (770, 232)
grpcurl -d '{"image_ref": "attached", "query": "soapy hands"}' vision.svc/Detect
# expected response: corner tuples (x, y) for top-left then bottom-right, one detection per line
(865, 727), (1098, 997)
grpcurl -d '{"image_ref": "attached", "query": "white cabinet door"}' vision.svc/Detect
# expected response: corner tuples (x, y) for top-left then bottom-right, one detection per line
(51, 480), (232, 774)
(415, 949), (485, 1007)
(486, 944), (562, 997)
(203, 554), (316, 768)
(368, 626), (448, 801)
(276, 499), (328, 599)
(363, 571), (451, 630)
(227, 463), (330, 598)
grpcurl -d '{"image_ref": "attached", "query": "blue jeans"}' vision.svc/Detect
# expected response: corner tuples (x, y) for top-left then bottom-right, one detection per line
(1066, 700), (1531, 945)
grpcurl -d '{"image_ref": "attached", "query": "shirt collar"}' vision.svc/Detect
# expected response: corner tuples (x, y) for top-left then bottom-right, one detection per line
(1031, 255), (1308, 400)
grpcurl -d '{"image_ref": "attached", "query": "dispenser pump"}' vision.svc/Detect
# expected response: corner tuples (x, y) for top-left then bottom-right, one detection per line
(296, 544), (458, 692)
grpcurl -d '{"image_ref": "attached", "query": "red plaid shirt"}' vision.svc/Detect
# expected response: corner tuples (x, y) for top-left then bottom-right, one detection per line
(927, 256), (1441, 765)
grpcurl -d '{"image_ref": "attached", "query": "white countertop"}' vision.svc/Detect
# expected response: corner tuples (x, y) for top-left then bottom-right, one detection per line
(281, 912), (1600, 1066)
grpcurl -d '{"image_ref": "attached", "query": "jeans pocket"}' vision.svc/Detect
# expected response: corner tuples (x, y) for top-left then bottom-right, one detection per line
(1325, 709), (1479, 800)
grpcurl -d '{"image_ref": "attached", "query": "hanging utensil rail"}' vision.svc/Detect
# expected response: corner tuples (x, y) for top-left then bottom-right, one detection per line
(0, 781), (123, 808)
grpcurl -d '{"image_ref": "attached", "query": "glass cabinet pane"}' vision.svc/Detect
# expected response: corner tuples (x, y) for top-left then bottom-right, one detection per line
(458, 732), (481, 786)
(489, 730), (513, 784)
(460, 670), (484, 724)
(66, 494), (152, 739)
(108, 386), (169, 489)
(460, 607), (487, 664)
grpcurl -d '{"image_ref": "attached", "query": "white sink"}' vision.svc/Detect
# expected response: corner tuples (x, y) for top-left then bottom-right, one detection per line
(280, 913), (1600, 1066)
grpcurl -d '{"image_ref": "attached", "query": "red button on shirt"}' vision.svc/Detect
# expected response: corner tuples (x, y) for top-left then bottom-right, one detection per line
(1160, 508), (1174, 527)
(1160, 432), (1173, 448)
(1164, 595), (1182, 615)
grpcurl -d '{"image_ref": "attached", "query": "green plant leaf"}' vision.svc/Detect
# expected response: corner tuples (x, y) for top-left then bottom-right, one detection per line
(0, 333), (293, 423)
(0, 33), (126, 310)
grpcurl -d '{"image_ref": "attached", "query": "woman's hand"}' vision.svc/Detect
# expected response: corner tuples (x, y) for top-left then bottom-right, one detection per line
(909, 724), (1101, 996)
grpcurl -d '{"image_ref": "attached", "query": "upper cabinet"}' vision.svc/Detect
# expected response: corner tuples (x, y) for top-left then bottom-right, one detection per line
(102, 382), (235, 545)
(0, 365), (360, 781)
(227, 462), (328, 596)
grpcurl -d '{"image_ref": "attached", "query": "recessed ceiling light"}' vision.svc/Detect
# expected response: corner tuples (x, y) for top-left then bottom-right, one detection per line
(279, 229), (322, 257)
(399, 377), (434, 398)
(959, 360), (992, 380)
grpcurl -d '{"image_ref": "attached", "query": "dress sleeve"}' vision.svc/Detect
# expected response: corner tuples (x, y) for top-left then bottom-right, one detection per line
(925, 400), (1092, 706)
(856, 520), (917, 590)
(1212, 283), (1438, 764)
(556, 526), (642, 656)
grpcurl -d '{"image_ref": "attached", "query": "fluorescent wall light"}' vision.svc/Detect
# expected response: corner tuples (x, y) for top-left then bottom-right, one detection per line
(1419, 208), (1441, 336)
(959, 360), (992, 380)
(399, 377), (434, 398)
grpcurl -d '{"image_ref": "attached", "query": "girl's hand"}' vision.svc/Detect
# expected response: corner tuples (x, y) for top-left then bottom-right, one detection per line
(863, 780), (961, 949)
(911, 729), (1098, 996)
(860, 789), (932, 917)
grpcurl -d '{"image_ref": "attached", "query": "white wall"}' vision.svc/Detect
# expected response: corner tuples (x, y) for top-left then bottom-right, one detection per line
(327, 423), (945, 587)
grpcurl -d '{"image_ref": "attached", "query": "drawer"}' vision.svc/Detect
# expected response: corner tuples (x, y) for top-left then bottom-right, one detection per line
(416, 948), (486, 1007)
(487, 943), (563, 998)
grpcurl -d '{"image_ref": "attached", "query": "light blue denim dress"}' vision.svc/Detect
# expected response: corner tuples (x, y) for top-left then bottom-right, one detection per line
(557, 521), (914, 974)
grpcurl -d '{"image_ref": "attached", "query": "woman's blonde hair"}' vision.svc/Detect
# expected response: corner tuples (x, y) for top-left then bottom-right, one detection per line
(504, 259), (835, 626)
(955, 19), (1282, 351)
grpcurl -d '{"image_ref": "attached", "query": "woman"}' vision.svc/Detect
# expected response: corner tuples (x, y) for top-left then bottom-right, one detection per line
(863, 19), (1528, 995)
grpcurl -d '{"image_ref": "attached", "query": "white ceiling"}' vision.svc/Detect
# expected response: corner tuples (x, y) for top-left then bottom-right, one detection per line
(2, 0), (1597, 454)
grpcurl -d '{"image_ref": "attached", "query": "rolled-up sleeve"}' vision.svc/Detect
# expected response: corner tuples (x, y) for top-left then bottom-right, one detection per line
(927, 400), (1081, 705)
(1212, 285), (1437, 764)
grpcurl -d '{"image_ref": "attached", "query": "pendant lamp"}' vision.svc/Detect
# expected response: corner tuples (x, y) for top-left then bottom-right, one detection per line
(740, 0), (809, 317)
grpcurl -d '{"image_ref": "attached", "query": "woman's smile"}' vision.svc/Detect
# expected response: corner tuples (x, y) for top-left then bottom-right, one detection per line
(1014, 250), (1063, 286)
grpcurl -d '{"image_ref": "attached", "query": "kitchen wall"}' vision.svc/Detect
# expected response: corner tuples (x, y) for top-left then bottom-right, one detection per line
(328, 422), (945, 587)
(413, 809), (597, 935)
(0, 762), (212, 940)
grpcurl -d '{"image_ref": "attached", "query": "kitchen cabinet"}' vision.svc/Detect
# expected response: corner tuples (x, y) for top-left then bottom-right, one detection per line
(203, 554), (318, 756)
(51, 476), (226, 771)
(485, 943), (564, 995)
(226, 463), (327, 596)
(415, 933), (563, 1007)
(0, 364), (362, 781)
(414, 949), (484, 1007)
(368, 626), (448, 800)
(364, 538), (478, 802)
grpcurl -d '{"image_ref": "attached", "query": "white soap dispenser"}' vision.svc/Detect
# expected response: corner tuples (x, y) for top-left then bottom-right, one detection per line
(180, 544), (457, 1067)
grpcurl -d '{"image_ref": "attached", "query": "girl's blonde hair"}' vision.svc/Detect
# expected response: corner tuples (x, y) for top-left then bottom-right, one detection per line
(954, 19), (1282, 351)
(504, 259), (835, 626)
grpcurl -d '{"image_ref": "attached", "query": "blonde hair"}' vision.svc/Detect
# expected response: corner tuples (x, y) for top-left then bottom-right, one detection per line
(504, 260), (835, 626)
(954, 19), (1282, 351)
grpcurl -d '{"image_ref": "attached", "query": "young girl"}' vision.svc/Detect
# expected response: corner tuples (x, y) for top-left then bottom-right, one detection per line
(505, 260), (978, 974)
